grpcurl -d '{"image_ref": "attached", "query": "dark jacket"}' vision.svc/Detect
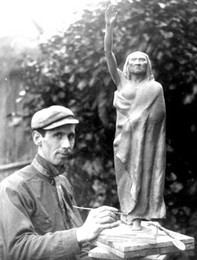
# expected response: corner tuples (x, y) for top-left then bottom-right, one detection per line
(0, 154), (89, 260)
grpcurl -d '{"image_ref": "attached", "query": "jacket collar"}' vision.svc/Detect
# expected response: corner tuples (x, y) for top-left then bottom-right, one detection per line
(32, 154), (66, 180)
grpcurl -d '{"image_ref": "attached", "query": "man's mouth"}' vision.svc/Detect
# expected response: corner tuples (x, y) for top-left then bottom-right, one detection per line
(59, 150), (71, 156)
(61, 153), (70, 156)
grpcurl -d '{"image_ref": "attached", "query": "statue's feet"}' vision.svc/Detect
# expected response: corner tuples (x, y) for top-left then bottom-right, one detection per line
(120, 214), (133, 225)
(120, 215), (142, 231)
(132, 219), (142, 231)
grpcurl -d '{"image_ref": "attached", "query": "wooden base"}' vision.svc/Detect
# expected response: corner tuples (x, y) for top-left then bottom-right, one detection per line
(89, 247), (168, 259)
(89, 221), (195, 259)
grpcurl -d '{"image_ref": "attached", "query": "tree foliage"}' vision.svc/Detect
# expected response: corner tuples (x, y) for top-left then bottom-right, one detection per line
(20, 0), (197, 244)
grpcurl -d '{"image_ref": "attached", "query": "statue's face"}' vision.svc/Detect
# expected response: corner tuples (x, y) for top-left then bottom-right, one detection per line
(127, 52), (148, 76)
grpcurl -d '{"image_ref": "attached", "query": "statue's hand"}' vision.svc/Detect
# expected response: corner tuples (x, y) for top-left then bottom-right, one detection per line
(105, 5), (118, 26)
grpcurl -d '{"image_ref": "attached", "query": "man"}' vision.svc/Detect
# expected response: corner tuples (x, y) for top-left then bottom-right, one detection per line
(0, 105), (119, 260)
(104, 5), (166, 230)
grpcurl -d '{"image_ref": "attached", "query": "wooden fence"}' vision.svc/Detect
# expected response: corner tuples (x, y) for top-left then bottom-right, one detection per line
(0, 71), (36, 165)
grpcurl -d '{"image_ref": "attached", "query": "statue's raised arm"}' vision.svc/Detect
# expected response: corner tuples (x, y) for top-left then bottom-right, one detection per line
(104, 5), (121, 85)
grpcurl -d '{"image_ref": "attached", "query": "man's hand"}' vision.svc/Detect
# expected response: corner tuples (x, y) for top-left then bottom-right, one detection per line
(105, 5), (118, 26)
(76, 206), (119, 243)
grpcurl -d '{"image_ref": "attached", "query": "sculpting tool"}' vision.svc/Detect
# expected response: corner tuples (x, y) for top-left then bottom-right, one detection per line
(149, 221), (186, 251)
(73, 205), (126, 215)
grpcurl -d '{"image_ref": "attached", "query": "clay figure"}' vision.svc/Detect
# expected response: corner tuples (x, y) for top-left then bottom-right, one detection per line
(104, 5), (166, 230)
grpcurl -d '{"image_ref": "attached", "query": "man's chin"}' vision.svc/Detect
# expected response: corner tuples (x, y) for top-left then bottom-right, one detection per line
(52, 159), (66, 167)
(57, 154), (70, 162)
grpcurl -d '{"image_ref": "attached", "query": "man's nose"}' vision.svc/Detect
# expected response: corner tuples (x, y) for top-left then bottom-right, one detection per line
(61, 137), (70, 149)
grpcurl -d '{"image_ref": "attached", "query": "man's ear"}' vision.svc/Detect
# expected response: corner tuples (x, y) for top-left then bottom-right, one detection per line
(32, 130), (42, 146)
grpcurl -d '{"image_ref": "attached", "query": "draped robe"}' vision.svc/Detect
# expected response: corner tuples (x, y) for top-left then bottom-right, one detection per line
(113, 79), (166, 221)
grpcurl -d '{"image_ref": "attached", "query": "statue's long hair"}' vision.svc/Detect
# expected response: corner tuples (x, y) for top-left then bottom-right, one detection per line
(123, 51), (154, 81)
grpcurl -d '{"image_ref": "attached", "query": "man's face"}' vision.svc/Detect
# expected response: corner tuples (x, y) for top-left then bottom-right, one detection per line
(127, 53), (148, 76)
(38, 124), (76, 166)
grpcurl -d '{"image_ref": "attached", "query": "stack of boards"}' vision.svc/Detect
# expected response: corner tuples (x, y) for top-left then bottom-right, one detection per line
(89, 222), (195, 259)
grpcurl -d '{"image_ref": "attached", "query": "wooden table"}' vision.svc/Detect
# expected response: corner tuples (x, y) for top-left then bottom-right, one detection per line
(89, 221), (195, 259)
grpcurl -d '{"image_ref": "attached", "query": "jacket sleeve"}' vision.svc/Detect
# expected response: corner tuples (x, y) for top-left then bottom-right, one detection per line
(59, 174), (90, 259)
(0, 182), (81, 260)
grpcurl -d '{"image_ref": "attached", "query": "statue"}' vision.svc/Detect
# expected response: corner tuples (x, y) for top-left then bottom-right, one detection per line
(104, 5), (166, 230)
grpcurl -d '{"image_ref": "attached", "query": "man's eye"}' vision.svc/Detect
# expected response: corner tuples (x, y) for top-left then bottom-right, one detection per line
(69, 134), (75, 141)
(55, 133), (62, 139)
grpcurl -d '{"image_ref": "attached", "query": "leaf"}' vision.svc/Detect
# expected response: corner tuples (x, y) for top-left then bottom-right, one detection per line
(77, 80), (87, 90)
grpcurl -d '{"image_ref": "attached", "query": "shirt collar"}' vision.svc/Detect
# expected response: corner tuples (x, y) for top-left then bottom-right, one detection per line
(33, 153), (66, 179)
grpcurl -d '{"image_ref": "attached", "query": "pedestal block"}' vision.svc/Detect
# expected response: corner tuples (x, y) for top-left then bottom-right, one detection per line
(89, 222), (195, 259)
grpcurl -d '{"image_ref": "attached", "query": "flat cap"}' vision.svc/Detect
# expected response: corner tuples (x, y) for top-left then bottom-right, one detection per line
(31, 105), (79, 130)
